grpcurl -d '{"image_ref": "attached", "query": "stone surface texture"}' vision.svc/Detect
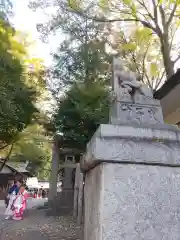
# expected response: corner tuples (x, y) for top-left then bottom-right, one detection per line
(83, 58), (180, 240)
(110, 101), (164, 125)
(84, 163), (180, 240)
(82, 122), (180, 240)
(84, 165), (102, 240)
(81, 124), (180, 172)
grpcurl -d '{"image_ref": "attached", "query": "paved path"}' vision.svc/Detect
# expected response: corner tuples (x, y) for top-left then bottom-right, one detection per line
(0, 199), (82, 240)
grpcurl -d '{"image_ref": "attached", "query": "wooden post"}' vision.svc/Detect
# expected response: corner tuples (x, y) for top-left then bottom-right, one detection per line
(77, 171), (84, 225)
(73, 163), (80, 218)
(48, 137), (59, 201)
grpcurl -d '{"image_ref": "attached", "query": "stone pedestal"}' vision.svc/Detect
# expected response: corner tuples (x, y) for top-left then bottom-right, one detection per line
(81, 124), (180, 240)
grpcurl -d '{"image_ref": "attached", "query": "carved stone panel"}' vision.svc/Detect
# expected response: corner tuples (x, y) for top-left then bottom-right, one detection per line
(110, 102), (164, 125)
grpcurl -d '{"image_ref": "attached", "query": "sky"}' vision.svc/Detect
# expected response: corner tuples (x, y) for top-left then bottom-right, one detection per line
(10, 0), (61, 112)
(11, 0), (61, 66)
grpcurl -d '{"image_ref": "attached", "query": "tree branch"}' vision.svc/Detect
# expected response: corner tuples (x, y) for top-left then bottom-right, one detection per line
(151, 0), (158, 22)
(0, 143), (9, 150)
(145, 72), (154, 91)
(72, 9), (158, 34)
(136, 0), (161, 35)
(136, 0), (154, 21)
(159, 5), (166, 29)
(154, 70), (166, 90)
(142, 45), (150, 84)
(167, 4), (177, 26)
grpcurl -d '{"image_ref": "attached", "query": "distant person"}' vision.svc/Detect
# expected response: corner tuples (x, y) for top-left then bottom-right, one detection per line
(4, 180), (19, 220)
(34, 190), (38, 198)
(8, 181), (19, 195)
(4, 180), (14, 208)
(11, 180), (28, 221)
(42, 189), (45, 198)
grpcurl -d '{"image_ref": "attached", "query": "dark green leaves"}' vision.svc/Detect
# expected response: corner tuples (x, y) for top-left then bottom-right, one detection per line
(0, 20), (38, 148)
(54, 82), (110, 150)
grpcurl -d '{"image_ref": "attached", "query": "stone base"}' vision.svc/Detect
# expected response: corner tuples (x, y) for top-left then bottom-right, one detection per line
(47, 189), (74, 216)
(84, 162), (180, 240)
(81, 124), (180, 172)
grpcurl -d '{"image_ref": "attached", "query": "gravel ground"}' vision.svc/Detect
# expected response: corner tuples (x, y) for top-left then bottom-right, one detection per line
(0, 209), (83, 240)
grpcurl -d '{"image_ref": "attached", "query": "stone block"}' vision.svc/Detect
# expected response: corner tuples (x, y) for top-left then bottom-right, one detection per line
(81, 124), (180, 172)
(84, 163), (180, 240)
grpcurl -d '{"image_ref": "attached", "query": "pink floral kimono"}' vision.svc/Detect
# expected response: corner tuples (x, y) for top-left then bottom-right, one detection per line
(11, 187), (27, 220)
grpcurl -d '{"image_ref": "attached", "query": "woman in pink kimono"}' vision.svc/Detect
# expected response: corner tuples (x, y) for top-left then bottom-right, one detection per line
(11, 180), (28, 221)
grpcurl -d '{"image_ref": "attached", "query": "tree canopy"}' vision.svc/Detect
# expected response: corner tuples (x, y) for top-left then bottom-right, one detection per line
(27, 0), (180, 151)
(67, 0), (180, 81)
(29, 0), (180, 89)
(54, 82), (110, 150)
(0, 1), (52, 176)
(0, 123), (52, 179)
(30, 1), (112, 148)
(0, 19), (38, 149)
(10, 124), (52, 179)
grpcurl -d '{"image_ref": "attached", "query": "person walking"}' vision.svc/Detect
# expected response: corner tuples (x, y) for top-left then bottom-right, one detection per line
(4, 180), (19, 219)
(11, 180), (28, 221)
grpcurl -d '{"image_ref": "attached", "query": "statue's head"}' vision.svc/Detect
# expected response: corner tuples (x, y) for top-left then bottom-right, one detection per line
(113, 57), (124, 71)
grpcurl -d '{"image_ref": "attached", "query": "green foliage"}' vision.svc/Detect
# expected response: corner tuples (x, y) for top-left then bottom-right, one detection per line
(10, 124), (52, 179)
(28, 0), (112, 150)
(29, 0), (112, 148)
(114, 27), (163, 90)
(54, 38), (112, 90)
(36, 0), (112, 93)
(54, 82), (110, 150)
(0, 19), (38, 149)
(24, 57), (46, 100)
(67, 0), (180, 80)
(0, 2), (50, 177)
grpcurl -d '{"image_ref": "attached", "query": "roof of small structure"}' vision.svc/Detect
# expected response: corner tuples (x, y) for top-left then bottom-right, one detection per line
(0, 159), (33, 176)
(154, 69), (180, 100)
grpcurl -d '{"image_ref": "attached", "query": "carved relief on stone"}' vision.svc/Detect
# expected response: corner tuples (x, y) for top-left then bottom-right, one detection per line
(94, 138), (174, 165)
(119, 104), (161, 124)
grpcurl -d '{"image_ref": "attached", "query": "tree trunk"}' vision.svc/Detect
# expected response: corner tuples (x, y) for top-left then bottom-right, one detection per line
(160, 33), (174, 80)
